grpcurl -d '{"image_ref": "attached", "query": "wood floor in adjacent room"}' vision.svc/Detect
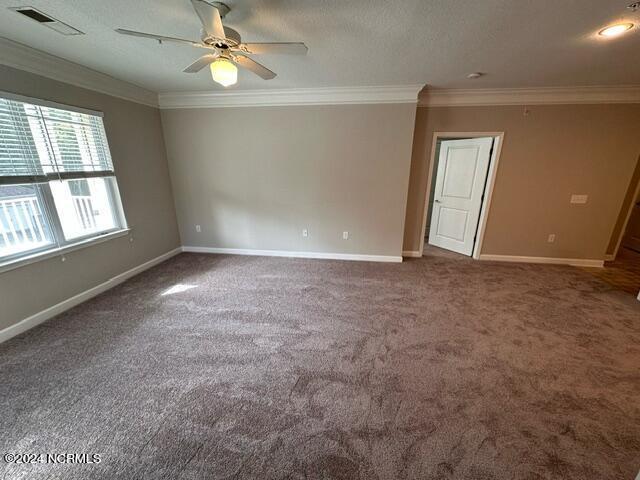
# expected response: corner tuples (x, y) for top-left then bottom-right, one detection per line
(582, 247), (640, 296)
(1, 250), (639, 480)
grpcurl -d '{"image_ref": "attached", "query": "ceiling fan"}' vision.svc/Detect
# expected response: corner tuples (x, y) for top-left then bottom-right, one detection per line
(115, 0), (308, 87)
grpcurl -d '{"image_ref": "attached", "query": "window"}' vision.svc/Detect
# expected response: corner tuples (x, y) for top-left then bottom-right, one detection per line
(0, 93), (127, 264)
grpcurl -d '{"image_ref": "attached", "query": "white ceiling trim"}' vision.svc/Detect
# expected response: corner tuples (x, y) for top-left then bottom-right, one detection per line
(419, 86), (640, 107)
(158, 85), (424, 109)
(0, 37), (158, 107)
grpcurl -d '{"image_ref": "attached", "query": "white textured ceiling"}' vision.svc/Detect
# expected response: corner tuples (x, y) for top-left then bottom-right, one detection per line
(0, 0), (639, 92)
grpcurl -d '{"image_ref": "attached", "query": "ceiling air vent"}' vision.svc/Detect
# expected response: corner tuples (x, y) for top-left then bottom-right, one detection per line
(10, 7), (84, 35)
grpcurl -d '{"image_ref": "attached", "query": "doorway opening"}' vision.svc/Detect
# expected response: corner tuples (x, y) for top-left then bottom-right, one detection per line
(585, 157), (640, 297)
(418, 132), (504, 259)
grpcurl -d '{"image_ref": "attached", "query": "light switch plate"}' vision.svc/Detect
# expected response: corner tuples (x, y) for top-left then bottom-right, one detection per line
(570, 194), (588, 204)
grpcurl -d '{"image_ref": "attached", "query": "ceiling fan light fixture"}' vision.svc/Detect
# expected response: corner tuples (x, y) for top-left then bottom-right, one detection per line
(116, 1), (305, 85)
(210, 57), (237, 86)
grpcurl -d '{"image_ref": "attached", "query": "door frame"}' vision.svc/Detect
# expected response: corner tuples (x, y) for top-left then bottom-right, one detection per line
(418, 132), (505, 259)
(606, 155), (640, 261)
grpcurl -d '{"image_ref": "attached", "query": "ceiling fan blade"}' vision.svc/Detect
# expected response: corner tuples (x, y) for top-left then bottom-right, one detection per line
(190, 0), (226, 39)
(115, 28), (205, 48)
(183, 54), (220, 73)
(238, 43), (308, 55)
(233, 55), (277, 80)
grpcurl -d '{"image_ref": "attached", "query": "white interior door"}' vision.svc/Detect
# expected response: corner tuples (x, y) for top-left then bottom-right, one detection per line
(428, 137), (493, 256)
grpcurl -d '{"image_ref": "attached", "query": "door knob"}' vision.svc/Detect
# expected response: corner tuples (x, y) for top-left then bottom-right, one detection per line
(435, 199), (441, 203)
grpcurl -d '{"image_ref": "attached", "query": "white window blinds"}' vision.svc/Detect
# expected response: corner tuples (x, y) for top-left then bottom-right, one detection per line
(0, 96), (113, 183)
(0, 98), (42, 177)
(0, 92), (127, 264)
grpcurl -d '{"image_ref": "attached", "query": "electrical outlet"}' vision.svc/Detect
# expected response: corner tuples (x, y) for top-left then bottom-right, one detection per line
(342, 231), (349, 240)
(570, 194), (588, 204)
(302, 229), (308, 238)
(195, 224), (201, 233)
(548, 234), (556, 243)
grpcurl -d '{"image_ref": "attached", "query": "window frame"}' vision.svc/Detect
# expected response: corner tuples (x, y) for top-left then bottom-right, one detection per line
(0, 91), (129, 271)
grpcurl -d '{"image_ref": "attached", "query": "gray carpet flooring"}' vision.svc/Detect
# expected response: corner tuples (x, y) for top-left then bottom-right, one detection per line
(1, 249), (639, 480)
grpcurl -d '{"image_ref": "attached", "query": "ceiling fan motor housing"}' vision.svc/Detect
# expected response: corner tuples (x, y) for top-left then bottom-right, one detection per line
(201, 26), (241, 48)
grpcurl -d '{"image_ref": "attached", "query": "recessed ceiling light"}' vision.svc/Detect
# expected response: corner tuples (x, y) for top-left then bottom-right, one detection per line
(598, 23), (634, 37)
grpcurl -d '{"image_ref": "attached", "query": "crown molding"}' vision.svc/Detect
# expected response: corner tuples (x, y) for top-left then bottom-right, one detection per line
(419, 85), (640, 107)
(158, 85), (424, 109)
(0, 37), (158, 107)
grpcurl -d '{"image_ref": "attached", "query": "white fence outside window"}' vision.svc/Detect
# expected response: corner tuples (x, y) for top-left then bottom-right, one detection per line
(0, 195), (49, 256)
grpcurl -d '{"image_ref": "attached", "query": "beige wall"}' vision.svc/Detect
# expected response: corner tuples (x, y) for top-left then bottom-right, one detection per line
(403, 104), (640, 259)
(0, 65), (180, 328)
(161, 104), (416, 258)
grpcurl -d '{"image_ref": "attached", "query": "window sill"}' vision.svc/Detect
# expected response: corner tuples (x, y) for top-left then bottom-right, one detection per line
(0, 228), (131, 274)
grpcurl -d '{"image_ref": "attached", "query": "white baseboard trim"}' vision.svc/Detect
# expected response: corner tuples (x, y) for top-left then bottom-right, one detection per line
(479, 254), (604, 268)
(604, 254), (615, 261)
(402, 250), (422, 258)
(182, 246), (402, 263)
(0, 247), (182, 344)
